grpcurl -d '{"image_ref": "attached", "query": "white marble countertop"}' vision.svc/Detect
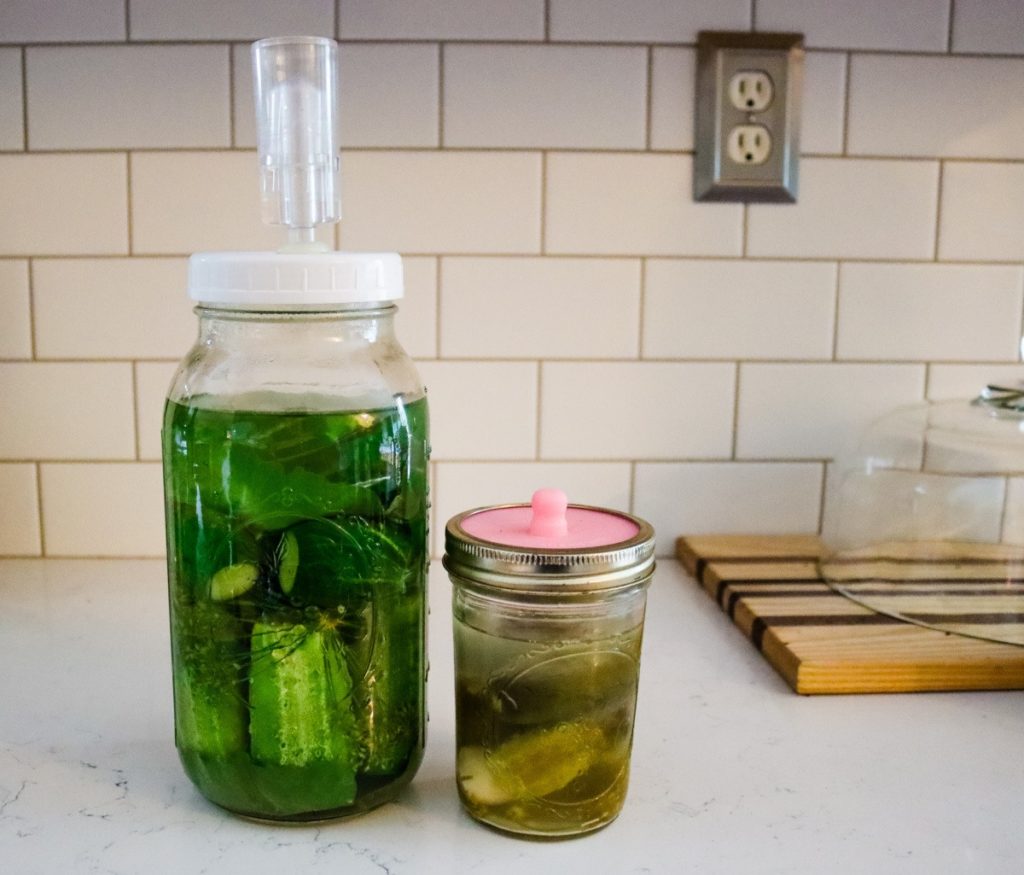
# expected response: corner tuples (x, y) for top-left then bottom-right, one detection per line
(1, 558), (1021, 874)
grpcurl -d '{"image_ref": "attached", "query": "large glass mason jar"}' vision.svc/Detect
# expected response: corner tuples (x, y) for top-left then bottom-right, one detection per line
(162, 252), (429, 821)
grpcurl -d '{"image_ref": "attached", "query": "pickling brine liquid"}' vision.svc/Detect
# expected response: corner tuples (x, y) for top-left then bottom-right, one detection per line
(453, 619), (643, 836)
(162, 395), (428, 820)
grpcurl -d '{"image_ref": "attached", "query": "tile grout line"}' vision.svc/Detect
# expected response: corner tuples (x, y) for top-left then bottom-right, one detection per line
(539, 151), (548, 254)
(437, 43), (445, 148)
(1017, 268), (1024, 363)
(434, 257), (443, 358)
(9, 144), (1024, 162)
(3, 39), (1024, 58)
(4, 253), (1024, 267)
(131, 361), (141, 461)
(816, 460), (828, 535)
(8, 354), (1024, 367)
(534, 360), (543, 462)
(947, 0), (956, 53)
(750, 0), (758, 31)
(125, 152), (134, 254)
(26, 258), (37, 359)
(544, 0), (551, 42)
(730, 362), (741, 460)
(334, 0), (341, 39)
(841, 51), (852, 156)
(637, 258), (647, 359)
(19, 46), (28, 150)
(35, 461), (47, 557)
(831, 261), (842, 360)
(628, 460), (637, 515)
(644, 46), (653, 150)
(227, 43), (236, 147)
(933, 160), (945, 261)
(124, 0), (131, 40)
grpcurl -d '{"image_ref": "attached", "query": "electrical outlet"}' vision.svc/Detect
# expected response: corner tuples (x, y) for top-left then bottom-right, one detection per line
(694, 32), (804, 203)
(727, 124), (772, 165)
(728, 71), (774, 112)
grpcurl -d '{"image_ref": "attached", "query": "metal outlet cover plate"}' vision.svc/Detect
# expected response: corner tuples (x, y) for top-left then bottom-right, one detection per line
(694, 31), (804, 203)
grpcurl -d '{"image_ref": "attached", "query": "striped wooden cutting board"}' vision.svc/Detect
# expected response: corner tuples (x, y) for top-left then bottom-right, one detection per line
(676, 534), (1024, 694)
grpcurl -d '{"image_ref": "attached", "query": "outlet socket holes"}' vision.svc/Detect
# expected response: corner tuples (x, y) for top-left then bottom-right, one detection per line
(727, 125), (772, 165)
(728, 71), (774, 112)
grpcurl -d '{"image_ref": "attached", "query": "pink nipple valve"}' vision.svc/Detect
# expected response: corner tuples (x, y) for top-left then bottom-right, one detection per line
(529, 488), (569, 538)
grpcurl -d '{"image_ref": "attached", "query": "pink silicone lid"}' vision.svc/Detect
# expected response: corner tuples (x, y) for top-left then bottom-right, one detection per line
(459, 488), (640, 550)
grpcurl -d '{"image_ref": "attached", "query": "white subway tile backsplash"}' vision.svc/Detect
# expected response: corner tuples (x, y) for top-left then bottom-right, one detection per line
(432, 461), (632, 556)
(135, 361), (178, 461)
(396, 257), (438, 360)
(0, 260), (31, 359)
(234, 43), (439, 149)
(0, 363), (135, 460)
(0, 464), (40, 554)
(340, 0), (544, 40)
(27, 46), (229, 150)
(737, 363), (926, 459)
(0, 0), (124, 43)
(952, 0), (1024, 55)
(549, 0), (749, 43)
(643, 259), (836, 360)
(444, 45), (646, 150)
(939, 162), (1024, 262)
(4, 460), (41, 553)
(756, 0), (950, 51)
(415, 361), (537, 460)
(0, 49), (23, 151)
(849, 55), (1024, 160)
(132, 151), (284, 254)
(836, 263), (1024, 362)
(928, 365), (1024, 401)
(341, 151), (541, 254)
(40, 463), (165, 556)
(440, 257), (641, 359)
(0, 154), (128, 256)
(649, 48), (695, 152)
(747, 158), (939, 259)
(802, 51), (847, 155)
(130, 0), (333, 40)
(546, 153), (743, 256)
(33, 258), (195, 359)
(634, 462), (822, 551)
(540, 362), (735, 459)
(3, 8), (1024, 560)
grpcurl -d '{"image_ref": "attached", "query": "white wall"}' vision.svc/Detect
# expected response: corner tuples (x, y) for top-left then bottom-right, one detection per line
(1, 0), (1023, 557)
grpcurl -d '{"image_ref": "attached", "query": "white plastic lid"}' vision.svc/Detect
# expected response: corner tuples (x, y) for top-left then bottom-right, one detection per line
(188, 251), (403, 308)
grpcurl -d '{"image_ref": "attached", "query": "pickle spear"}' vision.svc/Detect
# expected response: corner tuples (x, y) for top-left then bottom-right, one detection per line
(248, 618), (359, 805)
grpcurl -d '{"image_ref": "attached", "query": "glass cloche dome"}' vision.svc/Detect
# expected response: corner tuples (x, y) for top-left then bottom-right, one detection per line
(819, 385), (1024, 647)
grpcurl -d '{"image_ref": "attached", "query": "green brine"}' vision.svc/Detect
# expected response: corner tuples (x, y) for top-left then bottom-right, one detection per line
(163, 396), (428, 820)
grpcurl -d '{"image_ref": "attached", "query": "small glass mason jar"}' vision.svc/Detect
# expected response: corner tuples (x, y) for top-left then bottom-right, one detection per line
(444, 490), (655, 837)
(162, 252), (429, 822)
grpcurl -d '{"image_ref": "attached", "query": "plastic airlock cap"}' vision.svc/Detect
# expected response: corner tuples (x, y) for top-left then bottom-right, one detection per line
(188, 36), (405, 309)
(460, 489), (640, 550)
(252, 36), (340, 232)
